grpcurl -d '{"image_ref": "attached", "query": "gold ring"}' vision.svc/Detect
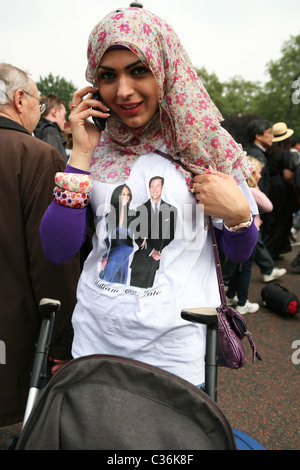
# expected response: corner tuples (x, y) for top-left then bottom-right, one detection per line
(69, 101), (78, 110)
(191, 183), (200, 193)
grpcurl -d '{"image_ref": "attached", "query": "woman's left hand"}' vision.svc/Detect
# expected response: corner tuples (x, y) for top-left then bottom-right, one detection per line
(191, 168), (251, 227)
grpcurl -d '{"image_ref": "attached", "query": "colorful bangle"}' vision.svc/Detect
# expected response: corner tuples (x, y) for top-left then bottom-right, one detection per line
(55, 172), (93, 194)
(53, 186), (90, 209)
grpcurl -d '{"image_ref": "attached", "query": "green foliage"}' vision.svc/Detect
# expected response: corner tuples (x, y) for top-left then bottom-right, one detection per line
(37, 32), (300, 131)
(196, 32), (300, 138)
(36, 73), (76, 119)
(258, 34), (300, 131)
(196, 67), (226, 112)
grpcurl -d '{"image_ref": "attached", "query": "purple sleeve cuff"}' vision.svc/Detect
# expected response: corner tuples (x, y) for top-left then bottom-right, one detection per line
(65, 164), (91, 175)
(40, 165), (92, 264)
(40, 203), (92, 264)
(214, 217), (258, 263)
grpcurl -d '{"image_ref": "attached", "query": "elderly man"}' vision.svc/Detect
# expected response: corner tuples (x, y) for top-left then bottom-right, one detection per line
(34, 94), (68, 162)
(0, 63), (80, 427)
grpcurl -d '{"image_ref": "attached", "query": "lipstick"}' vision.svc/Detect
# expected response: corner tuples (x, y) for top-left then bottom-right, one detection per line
(118, 102), (143, 116)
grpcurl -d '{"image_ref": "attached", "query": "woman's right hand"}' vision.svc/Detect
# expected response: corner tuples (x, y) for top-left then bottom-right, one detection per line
(68, 86), (110, 171)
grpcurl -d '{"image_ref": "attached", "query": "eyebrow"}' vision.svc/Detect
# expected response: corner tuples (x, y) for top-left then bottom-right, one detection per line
(98, 59), (142, 72)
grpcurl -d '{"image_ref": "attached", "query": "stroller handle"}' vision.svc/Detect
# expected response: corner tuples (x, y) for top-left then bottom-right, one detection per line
(22, 299), (60, 428)
(181, 307), (218, 326)
(39, 298), (61, 315)
(29, 299), (61, 389)
(181, 307), (218, 402)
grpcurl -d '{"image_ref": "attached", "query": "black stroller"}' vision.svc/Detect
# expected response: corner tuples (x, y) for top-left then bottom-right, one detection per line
(9, 299), (264, 450)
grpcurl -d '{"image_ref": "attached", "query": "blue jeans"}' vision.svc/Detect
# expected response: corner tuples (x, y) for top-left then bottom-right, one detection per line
(226, 248), (256, 306)
(254, 232), (274, 275)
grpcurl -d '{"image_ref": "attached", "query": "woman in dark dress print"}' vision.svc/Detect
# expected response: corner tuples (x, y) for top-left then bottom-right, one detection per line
(100, 184), (135, 284)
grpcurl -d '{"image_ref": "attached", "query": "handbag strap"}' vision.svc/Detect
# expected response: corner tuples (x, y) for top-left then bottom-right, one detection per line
(207, 216), (227, 306)
(155, 149), (227, 306)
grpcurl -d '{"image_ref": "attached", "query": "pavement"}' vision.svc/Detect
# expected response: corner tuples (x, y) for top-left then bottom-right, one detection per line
(218, 240), (300, 450)
(1, 241), (299, 451)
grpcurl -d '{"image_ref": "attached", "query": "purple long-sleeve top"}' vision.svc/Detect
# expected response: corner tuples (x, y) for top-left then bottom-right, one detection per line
(40, 165), (258, 265)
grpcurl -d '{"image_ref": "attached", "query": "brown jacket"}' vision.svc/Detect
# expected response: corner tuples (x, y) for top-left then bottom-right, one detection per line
(0, 117), (80, 426)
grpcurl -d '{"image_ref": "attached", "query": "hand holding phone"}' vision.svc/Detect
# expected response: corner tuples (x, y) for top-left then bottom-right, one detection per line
(92, 92), (108, 131)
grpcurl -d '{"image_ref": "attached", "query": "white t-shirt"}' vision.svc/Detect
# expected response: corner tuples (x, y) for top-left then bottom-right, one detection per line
(72, 149), (255, 385)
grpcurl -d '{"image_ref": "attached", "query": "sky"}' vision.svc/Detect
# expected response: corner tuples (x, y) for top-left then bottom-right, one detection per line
(1, 0), (300, 90)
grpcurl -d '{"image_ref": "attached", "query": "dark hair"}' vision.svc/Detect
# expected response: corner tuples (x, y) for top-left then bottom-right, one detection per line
(246, 119), (273, 143)
(291, 136), (300, 147)
(268, 139), (292, 159)
(110, 184), (132, 210)
(149, 176), (164, 187)
(41, 94), (65, 117)
(106, 184), (133, 231)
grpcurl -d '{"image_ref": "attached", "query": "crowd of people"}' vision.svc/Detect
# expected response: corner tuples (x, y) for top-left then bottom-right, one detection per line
(0, 6), (299, 433)
(223, 119), (300, 313)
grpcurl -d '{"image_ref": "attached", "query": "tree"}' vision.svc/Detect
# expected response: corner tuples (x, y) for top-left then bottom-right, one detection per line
(196, 68), (261, 119)
(196, 67), (227, 113)
(36, 73), (76, 119)
(253, 34), (300, 134)
(196, 33), (300, 135)
(221, 77), (262, 118)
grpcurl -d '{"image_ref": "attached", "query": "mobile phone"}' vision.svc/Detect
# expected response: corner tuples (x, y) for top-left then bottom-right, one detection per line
(92, 92), (107, 131)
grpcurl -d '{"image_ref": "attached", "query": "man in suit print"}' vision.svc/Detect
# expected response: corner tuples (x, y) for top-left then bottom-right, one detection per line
(130, 176), (177, 288)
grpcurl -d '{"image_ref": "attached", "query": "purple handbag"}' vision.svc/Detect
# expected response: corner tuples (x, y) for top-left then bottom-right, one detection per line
(209, 217), (262, 368)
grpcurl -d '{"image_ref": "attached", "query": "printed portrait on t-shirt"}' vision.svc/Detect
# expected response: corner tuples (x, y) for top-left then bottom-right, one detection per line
(129, 176), (178, 288)
(100, 184), (135, 285)
(99, 176), (178, 288)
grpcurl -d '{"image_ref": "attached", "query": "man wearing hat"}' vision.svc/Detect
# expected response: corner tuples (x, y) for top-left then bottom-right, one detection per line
(272, 122), (294, 143)
(245, 119), (286, 282)
(261, 122), (295, 261)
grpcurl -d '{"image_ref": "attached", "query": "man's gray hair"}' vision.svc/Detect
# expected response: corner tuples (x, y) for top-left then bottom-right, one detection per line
(0, 63), (33, 105)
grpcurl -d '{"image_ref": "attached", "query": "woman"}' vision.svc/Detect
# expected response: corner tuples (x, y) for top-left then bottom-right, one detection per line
(225, 157), (274, 314)
(40, 7), (258, 387)
(261, 122), (295, 260)
(100, 184), (135, 284)
(247, 156), (274, 228)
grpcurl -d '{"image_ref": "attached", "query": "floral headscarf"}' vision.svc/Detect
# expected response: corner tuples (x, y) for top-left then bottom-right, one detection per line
(86, 7), (252, 185)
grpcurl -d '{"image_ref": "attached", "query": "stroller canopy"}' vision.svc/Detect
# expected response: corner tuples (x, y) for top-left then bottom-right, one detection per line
(16, 355), (236, 450)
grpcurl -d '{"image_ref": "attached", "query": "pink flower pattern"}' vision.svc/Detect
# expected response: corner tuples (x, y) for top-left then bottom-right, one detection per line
(185, 111), (196, 125)
(176, 93), (187, 106)
(120, 24), (131, 34)
(97, 31), (106, 43)
(143, 24), (152, 36)
(85, 7), (252, 184)
(210, 137), (221, 149)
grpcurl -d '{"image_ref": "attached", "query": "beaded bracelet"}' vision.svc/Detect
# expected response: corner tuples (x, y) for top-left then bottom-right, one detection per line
(53, 186), (90, 209)
(55, 172), (93, 194)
